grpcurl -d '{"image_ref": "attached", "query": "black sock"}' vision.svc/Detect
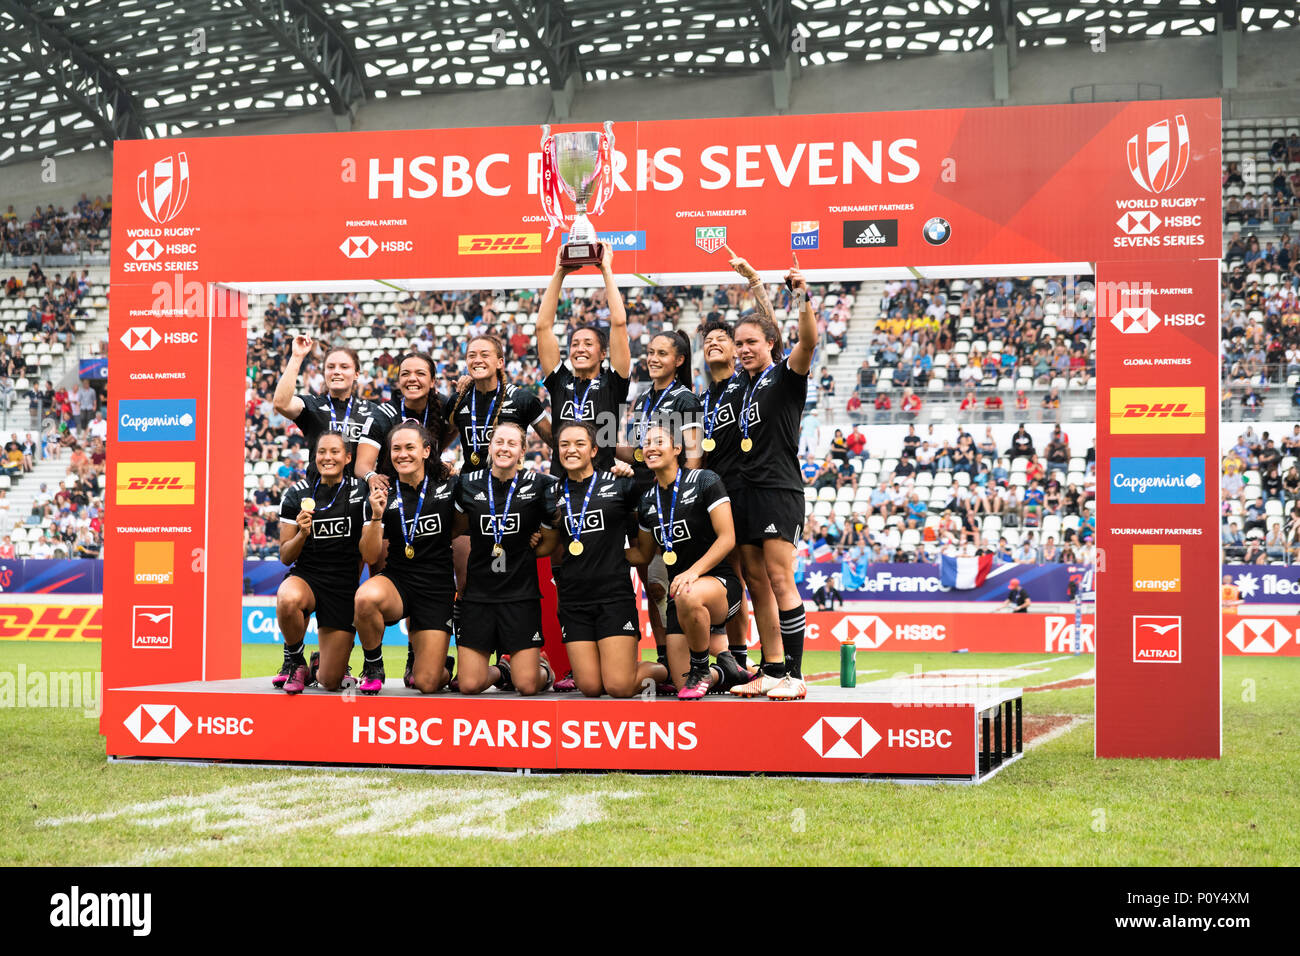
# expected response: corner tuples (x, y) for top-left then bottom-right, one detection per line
(656, 646), (668, 668)
(762, 658), (787, 679)
(283, 640), (305, 664)
(363, 645), (384, 667)
(452, 599), (462, 637)
(779, 606), (806, 678)
(729, 643), (748, 670)
(689, 650), (709, 673)
(708, 663), (725, 691)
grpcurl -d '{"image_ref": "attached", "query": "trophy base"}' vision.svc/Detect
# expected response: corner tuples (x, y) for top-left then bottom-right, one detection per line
(560, 240), (604, 269)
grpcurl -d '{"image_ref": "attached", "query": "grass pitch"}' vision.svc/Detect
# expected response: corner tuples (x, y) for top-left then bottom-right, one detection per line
(1, 642), (1296, 866)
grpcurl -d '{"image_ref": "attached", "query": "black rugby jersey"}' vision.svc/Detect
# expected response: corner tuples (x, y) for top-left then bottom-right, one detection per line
(443, 381), (546, 465)
(454, 468), (558, 601)
(552, 470), (640, 605)
(544, 363), (630, 472)
(279, 477), (366, 580)
(362, 473), (459, 599)
(292, 393), (393, 478)
(629, 381), (702, 494)
(377, 393), (448, 475)
(636, 467), (735, 583)
(699, 372), (745, 486)
(736, 358), (807, 492)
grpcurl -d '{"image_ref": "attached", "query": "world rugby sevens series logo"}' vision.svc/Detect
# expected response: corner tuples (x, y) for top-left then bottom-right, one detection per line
(137, 152), (191, 223)
(1126, 115), (1189, 195)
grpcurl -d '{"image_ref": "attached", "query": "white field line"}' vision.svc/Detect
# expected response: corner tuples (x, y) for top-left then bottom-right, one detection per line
(1025, 715), (1092, 752)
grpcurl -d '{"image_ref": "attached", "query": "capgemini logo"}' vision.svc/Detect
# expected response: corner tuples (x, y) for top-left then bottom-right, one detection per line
(137, 152), (191, 224)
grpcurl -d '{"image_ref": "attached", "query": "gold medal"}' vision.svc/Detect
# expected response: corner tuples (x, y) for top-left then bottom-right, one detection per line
(634, 448), (644, 462)
(662, 550), (677, 566)
(404, 544), (415, 560)
(300, 497), (316, 512)
(470, 452), (480, 465)
(492, 543), (504, 557)
(740, 438), (753, 453)
(568, 540), (584, 557)
(701, 438), (716, 453)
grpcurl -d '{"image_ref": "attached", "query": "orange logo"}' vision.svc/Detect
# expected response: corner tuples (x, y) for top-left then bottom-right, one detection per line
(1132, 544), (1181, 593)
(133, 541), (175, 585)
(457, 234), (541, 255)
(1109, 387), (1204, 434)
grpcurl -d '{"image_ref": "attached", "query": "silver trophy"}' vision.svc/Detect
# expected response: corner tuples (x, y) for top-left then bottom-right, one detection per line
(545, 121), (613, 268)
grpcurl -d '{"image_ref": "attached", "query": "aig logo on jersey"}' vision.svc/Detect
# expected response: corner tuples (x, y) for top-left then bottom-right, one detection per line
(481, 514), (521, 536)
(561, 400), (594, 420)
(1109, 387), (1205, 434)
(652, 519), (692, 547)
(565, 511), (605, 536)
(330, 419), (365, 442)
(711, 403), (736, 430)
(313, 516), (352, 540)
(742, 403), (762, 428)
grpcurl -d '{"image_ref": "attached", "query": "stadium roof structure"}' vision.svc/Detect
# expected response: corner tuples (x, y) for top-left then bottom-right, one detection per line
(1, 0), (1297, 166)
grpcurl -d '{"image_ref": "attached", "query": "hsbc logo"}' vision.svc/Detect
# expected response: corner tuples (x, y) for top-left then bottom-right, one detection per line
(340, 236), (378, 259)
(802, 717), (882, 758)
(123, 703), (192, 744)
(120, 327), (200, 351)
(1111, 307), (1160, 334)
(1116, 211), (1162, 235)
(127, 238), (163, 261)
(1224, 618), (1292, 654)
(137, 152), (190, 224)
(831, 614), (891, 649)
(1127, 114), (1190, 194)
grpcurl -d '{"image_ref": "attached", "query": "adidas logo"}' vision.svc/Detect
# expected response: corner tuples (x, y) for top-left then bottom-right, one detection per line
(763, 523), (778, 534)
(855, 224), (887, 245)
(474, 492), (487, 501)
(623, 621), (635, 630)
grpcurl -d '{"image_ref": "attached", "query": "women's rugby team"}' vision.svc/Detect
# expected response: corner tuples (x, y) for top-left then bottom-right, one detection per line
(268, 244), (815, 701)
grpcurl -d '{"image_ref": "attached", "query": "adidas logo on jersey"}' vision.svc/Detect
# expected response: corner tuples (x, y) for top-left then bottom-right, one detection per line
(474, 491), (487, 501)
(763, 523), (777, 534)
(623, 621), (635, 630)
(855, 224), (887, 245)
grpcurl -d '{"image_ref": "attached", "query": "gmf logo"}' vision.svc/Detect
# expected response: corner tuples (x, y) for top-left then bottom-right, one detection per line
(116, 462), (196, 505)
(137, 152), (190, 224)
(457, 234), (540, 255)
(1126, 114), (1190, 194)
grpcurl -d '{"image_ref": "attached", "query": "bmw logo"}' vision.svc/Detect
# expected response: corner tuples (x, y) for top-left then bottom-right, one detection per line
(922, 217), (951, 245)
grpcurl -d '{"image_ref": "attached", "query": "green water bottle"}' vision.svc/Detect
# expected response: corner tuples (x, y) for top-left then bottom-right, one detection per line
(839, 641), (857, 687)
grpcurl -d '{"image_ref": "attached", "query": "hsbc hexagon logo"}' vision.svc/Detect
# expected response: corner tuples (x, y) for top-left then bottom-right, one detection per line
(831, 614), (891, 649)
(1111, 307), (1161, 335)
(802, 717), (882, 759)
(340, 236), (377, 259)
(123, 704), (193, 744)
(1224, 618), (1292, 654)
(1116, 211), (1162, 236)
(127, 238), (162, 261)
(1127, 114), (1190, 194)
(137, 152), (190, 224)
(120, 326), (162, 351)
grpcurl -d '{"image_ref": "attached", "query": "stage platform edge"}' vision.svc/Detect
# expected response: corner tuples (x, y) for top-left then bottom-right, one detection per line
(103, 680), (1026, 783)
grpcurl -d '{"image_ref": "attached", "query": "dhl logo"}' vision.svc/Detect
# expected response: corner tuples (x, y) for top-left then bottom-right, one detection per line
(1108, 387), (1204, 434)
(116, 461), (196, 505)
(0, 605), (102, 641)
(457, 233), (541, 255)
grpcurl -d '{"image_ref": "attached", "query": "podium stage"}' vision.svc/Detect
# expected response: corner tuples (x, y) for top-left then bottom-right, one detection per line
(104, 680), (1025, 783)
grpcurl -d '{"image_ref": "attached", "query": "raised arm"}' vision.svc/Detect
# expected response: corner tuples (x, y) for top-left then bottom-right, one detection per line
(602, 245), (631, 379)
(272, 335), (313, 419)
(785, 253), (817, 376)
(538, 250), (577, 375)
(726, 244), (774, 326)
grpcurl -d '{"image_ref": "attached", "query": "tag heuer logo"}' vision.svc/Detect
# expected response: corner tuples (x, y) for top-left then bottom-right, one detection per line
(695, 226), (727, 254)
(340, 236), (377, 259)
(842, 219), (898, 248)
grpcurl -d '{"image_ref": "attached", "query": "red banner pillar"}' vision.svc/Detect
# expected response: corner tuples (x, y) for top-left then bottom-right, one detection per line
(1095, 258), (1221, 758)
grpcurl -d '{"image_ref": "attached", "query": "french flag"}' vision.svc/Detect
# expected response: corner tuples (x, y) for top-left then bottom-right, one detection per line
(940, 553), (993, 590)
(813, 541), (835, 563)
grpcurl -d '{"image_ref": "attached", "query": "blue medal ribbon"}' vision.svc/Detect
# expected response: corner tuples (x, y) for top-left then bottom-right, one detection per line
(312, 476), (347, 513)
(395, 475), (428, 559)
(655, 470), (681, 561)
(563, 473), (599, 550)
(400, 394), (429, 427)
(328, 393), (356, 438)
(572, 374), (597, 422)
(740, 363), (775, 444)
(701, 372), (739, 442)
(487, 470), (521, 553)
(638, 383), (675, 448)
(469, 383), (502, 461)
